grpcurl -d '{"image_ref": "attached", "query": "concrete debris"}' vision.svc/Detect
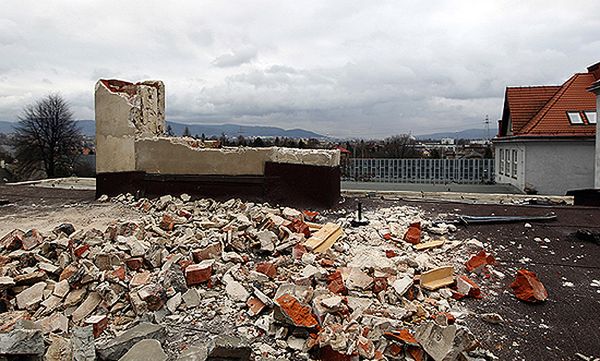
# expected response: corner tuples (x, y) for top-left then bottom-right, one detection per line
(118, 339), (168, 361)
(415, 322), (477, 361)
(0, 193), (514, 359)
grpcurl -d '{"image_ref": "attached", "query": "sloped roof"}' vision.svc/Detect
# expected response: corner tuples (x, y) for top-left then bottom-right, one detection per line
(500, 67), (598, 138)
(505, 86), (560, 133)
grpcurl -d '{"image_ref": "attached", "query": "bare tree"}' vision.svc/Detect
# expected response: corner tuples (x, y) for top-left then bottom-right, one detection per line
(13, 94), (82, 178)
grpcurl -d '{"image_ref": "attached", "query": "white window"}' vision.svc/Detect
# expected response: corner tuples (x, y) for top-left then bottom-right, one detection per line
(585, 111), (597, 124)
(512, 149), (518, 178)
(505, 149), (511, 177)
(499, 149), (504, 175)
(567, 111), (584, 124)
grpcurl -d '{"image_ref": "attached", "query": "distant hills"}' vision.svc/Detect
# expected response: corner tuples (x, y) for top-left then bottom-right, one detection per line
(0, 120), (324, 139)
(416, 128), (491, 140)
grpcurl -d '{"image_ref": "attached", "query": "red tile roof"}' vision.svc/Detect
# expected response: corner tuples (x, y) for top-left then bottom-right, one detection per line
(500, 67), (598, 138)
(505, 86), (560, 133)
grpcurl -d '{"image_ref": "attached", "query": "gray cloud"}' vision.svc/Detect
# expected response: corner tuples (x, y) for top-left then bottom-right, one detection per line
(1, 1), (600, 137)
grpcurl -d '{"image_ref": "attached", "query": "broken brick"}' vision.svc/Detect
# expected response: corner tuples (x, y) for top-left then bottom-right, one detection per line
(84, 315), (109, 337)
(22, 229), (43, 251)
(274, 294), (318, 328)
(292, 243), (307, 260)
(327, 270), (348, 295)
(130, 271), (152, 287)
(125, 257), (144, 271)
(372, 277), (388, 293)
(159, 214), (175, 231)
(246, 296), (266, 316)
(0, 229), (24, 251)
(403, 222), (421, 245)
(185, 260), (213, 286)
(465, 250), (496, 273)
(302, 210), (319, 222)
(138, 284), (167, 311)
(255, 262), (277, 279)
(287, 218), (311, 238)
(510, 269), (548, 303)
(191, 243), (222, 262)
(454, 275), (482, 299)
(384, 329), (418, 346)
(385, 250), (398, 258)
(74, 244), (90, 258)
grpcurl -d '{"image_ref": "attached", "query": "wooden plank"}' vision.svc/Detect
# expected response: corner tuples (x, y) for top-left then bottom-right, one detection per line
(304, 223), (340, 251)
(420, 266), (454, 291)
(414, 239), (445, 251)
(313, 227), (344, 253)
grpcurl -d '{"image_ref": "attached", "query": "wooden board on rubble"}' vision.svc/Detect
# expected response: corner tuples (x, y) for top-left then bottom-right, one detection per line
(304, 222), (342, 253)
(414, 239), (445, 251)
(420, 266), (454, 291)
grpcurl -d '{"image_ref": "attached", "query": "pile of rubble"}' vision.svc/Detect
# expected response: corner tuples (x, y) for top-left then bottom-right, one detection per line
(0, 194), (546, 360)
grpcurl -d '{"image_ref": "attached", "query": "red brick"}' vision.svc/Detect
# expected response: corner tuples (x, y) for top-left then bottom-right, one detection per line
(192, 243), (222, 262)
(84, 315), (108, 337)
(0, 230), (23, 251)
(74, 244), (90, 258)
(125, 257), (144, 271)
(372, 277), (388, 293)
(465, 250), (495, 273)
(185, 261), (213, 286)
(327, 270), (348, 295)
(403, 222), (421, 245)
(255, 262), (277, 279)
(510, 269), (548, 303)
(275, 294), (318, 328)
(159, 214), (175, 231)
(286, 218), (311, 237)
(385, 250), (398, 258)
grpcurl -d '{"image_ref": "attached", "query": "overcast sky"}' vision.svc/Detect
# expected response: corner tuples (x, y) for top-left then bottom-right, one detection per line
(1, 1), (599, 137)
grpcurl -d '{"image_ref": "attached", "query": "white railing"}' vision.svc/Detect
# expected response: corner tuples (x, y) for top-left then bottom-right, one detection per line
(343, 158), (495, 184)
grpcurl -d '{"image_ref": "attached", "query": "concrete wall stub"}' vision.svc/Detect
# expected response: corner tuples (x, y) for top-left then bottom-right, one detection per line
(95, 79), (165, 173)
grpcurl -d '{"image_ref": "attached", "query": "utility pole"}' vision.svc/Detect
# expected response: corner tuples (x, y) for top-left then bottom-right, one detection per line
(484, 114), (490, 142)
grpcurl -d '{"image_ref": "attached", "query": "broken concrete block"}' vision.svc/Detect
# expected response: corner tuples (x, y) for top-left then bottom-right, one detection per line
(226, 279), (250, 302)
(0, 311), (30, 333)
(53, 279), (70, 298)
(72, 292), (102, 323)
(420, 266), (454, 291)
(207, 335), (252, 361)
(345, 267), (373, 290)
(45, 333), (73, 361)
(415, 322), (477, 361)
(274, 294), (318, 328)
(71, 325), (96, 361)
(510, 269), (548, 303)
(166, 292), (182, 313)
(185, 260), (213, 286)
(256, 230), (277, 252)
(182, 288), (200, 308)
(130, 271), (152, 287)
(97, 322), (166, 360)
(16, 281), (46, 309)
(392, 275), (414, 297)
(138, 284), (167, 311)
(0, 328), (45, 356)
(176, 342), (208, 361)
(118, 339), (167, 361)
(36, 312), (69, 334)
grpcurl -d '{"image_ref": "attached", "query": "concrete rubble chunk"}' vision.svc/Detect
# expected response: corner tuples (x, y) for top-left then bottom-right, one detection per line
(16, 281), (46, 309)
(392, 275), (414, 297)
(182, 288), (200, 308)
(207, 335), (252, 361)
(96, 322), (166, 360)
(45, 334), (73, 361)
(0, 328), (45, 356)
(225, 278), (250, 302)
(72, 292), (102, 323)
(118, 339), (167, 361)
(415, 322), (477, 361)
(72, 325), (96, 361)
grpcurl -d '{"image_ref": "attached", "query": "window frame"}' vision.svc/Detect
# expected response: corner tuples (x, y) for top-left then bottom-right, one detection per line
(499, 149), (504, 175)
(584, 111), (597, 125)
(512, 149), (518, 179)
(566, 111), (584, 125)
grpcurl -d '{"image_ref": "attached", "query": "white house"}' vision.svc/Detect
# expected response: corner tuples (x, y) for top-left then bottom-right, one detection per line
(493, 62), (599, 195)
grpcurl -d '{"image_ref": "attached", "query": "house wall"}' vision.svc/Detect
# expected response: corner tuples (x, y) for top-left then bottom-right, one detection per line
(524, 141), (595, 195)
(494, 142), (526, 191)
